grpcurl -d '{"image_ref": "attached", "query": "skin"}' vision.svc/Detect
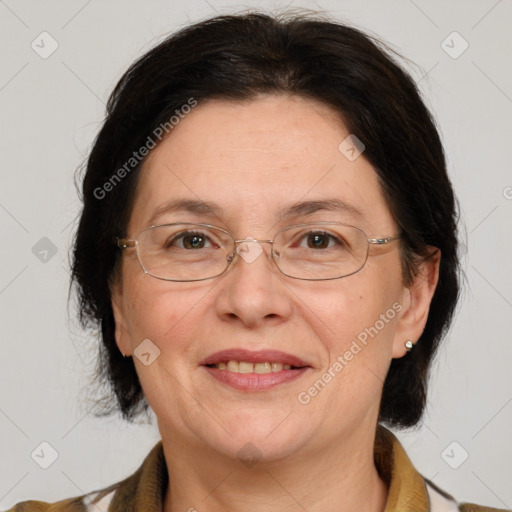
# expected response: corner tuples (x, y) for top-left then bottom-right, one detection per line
(112, 94), (440, 512)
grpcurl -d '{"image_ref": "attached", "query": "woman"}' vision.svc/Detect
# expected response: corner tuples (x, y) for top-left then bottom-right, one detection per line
(6, 11), (508, 512)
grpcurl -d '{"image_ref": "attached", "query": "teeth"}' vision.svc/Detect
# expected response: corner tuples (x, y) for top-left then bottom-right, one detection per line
(255, 362), (271, 373)
(214, 361), (295, 373)
(227, 361), (239, 372)
(239, 361), (253, 374)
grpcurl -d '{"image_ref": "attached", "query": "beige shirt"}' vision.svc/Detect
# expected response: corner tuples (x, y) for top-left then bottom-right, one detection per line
(5, 425), (509, 511)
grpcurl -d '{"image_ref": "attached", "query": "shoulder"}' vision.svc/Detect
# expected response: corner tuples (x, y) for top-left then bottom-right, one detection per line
(378, 426), (510, 512)
(425, 480), (509, 512)
(459, 504), (511, 512)
(2, 487), (118, 512)
(1, 496), (88, 511)
(2, 441), (164, 512)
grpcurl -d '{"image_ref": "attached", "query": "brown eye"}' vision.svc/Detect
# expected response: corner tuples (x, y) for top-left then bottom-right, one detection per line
(298, 231), (342, 250)
(182, 233), (206, 249)
(306, 233), (330, 249)
(166, 231), (214, 250)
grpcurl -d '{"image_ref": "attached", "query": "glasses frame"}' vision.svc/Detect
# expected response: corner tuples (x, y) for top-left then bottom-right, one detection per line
(116, 221), (400, 282)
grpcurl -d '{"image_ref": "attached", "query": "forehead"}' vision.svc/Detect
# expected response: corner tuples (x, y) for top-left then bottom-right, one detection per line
(129, 95), (394, 233)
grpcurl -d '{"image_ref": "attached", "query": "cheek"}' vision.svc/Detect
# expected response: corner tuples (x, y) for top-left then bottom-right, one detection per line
(290, 272), (403, 431)
(120, 272), (209, 357)
(119, 275), (215, 419)
(329, 275), (398, 321)
(312, 261), (403, 370)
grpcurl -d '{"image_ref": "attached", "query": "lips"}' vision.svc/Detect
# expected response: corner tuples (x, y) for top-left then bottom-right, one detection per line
(199, 348), (311, 368)
(201, 348), (312, 391)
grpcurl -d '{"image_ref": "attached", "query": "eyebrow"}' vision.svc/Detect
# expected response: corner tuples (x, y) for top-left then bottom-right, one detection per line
(149, 199), (225, 225)
(278, 198), (363, 221)
(148, 198), (363, 225)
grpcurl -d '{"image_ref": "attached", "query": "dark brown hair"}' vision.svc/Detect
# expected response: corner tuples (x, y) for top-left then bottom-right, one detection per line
(72, 11), (460, 429)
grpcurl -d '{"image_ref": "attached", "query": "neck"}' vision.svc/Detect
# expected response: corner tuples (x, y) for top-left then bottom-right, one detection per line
(161, 426), (389, 512)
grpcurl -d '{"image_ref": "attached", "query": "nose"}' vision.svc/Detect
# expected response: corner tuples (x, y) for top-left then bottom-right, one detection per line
(214, 239), (293, 329)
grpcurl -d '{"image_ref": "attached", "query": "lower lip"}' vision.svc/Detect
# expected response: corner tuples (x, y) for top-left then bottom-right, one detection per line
(202, 366), (310, 391)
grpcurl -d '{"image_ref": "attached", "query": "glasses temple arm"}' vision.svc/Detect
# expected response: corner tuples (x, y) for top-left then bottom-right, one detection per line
(367, 236), (400, 245)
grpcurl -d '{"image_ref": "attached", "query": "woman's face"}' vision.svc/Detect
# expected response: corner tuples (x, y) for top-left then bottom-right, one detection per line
(113, 95), (434, 460)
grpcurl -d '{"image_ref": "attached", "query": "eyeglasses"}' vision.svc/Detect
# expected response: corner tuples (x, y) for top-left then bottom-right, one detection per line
(116, 222), (400, 282)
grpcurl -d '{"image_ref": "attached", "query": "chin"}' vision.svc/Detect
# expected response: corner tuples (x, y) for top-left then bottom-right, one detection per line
(202, 414), (311, 462)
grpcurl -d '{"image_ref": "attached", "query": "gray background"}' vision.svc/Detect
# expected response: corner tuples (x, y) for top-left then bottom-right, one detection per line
(1, 0), (511, 509)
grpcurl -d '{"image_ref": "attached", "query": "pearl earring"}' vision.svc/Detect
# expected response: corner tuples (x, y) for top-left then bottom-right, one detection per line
(405, 340), (415, 351)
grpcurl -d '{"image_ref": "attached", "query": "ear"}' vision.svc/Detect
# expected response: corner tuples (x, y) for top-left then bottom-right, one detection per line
(392, 248), (441, 358)
(110, 280), (132, 357)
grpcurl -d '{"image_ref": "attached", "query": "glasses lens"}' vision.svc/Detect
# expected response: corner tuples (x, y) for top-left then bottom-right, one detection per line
(137, 224), (233, 281)
(274, 223), (368, 280)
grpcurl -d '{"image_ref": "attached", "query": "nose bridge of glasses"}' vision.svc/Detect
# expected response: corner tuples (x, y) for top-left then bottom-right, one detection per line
(231, 237), (277, 266)
(233, 237), (274, 245)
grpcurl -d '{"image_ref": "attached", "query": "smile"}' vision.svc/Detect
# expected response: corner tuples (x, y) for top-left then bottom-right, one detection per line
(200, 348), (312, 391)
(206, 361), (296, 373)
